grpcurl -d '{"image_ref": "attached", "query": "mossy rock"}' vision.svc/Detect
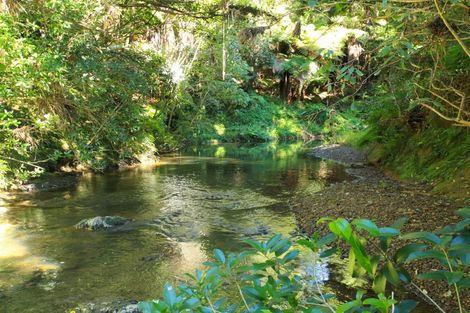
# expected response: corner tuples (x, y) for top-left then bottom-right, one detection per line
(75, 216), (130, 231)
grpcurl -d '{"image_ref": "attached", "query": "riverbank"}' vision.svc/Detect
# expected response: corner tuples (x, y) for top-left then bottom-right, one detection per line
(292, 144), (468, 312)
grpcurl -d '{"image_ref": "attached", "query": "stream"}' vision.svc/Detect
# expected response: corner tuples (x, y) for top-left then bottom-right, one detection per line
(0, 142), (352, 312)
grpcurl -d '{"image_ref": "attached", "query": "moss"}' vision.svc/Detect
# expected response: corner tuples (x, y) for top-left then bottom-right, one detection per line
(350, 114), (470, 197)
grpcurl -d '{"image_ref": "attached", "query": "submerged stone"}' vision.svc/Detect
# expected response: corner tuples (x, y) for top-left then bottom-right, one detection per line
(241, 225), (270, 236)
(205, 194), (226, 200)
(75, 216), (130, 231)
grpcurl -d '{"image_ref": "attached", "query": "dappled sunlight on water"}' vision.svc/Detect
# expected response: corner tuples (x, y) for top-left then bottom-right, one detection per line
(0, 142), (351, 312)
(177, 242), (207, 273)
(0, 223), (28, 259)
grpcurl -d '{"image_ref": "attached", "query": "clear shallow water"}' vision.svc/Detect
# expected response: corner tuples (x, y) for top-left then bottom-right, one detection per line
(0, 143), (351, 312)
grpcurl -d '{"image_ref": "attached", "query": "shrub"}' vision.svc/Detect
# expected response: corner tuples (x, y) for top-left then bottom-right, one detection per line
(138, 207), (470, 313)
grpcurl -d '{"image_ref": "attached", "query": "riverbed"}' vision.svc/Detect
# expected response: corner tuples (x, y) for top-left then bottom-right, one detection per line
(0, 143), (351, 312)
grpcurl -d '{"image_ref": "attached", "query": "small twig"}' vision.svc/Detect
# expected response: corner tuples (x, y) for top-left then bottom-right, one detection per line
(206, 296), (218, 313)
(235, 280), (251, 312)
(0, 156), (45, 170)
(410, 282), (447, 313)
(442, 249), (463, 313)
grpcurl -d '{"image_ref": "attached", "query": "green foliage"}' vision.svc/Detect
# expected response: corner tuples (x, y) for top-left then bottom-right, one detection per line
(188, 96), (316, 144)
(0, 0), (168, 185)
(139, 208), (470, 313)
(353, 88), (470, 191)
(138, 234), (409, 313)
(1, 0), (469, 190)
(299, 207), (470, 313)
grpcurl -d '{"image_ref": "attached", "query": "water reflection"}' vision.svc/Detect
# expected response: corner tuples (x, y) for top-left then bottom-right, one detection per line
(0, 142), (351, 312)
(0, 222), (28, 258)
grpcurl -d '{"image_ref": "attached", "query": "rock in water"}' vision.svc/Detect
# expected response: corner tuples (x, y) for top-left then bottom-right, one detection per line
(75, 216), (129, 231)
(242, 225), (270, 236)
(205, 194), (226, 200)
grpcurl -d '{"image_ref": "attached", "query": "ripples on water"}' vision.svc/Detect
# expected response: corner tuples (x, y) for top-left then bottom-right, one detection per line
(0, 143), (351, 312)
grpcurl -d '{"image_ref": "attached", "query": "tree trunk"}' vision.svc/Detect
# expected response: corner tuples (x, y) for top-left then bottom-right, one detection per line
(280, 72), (290, 103)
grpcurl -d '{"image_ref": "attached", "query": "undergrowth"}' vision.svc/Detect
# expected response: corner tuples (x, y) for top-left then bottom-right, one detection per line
(343, 83), (470, 196)
(186, 97), (326, 144)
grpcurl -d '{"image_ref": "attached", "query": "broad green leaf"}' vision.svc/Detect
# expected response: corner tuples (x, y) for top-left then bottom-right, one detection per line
(163, 284), (177, 308)
(353, 219), (380, 236)
(405, 250), (446, 263)
(328, 218), (352, 239)
(457, 277), (470, 289)
(394, 243), (427, 263)
(254, 260), (277, 271)
(337, 299), (362, 313)
(397, 266), (412, 283)
(273, 238), (291, 256)
(370, 255), (381, 275)
(448, 243), (470, 257)
(379, 45), (392, 57)
(354, 290), (365, 301)
(394, 300), (418, 313)
(383, 261), (401, 286)
(379, 236), (392, 252)
(282, 250), (299, 263)
(182, 297), (200, 309)
(379, 227), (400, 237)
(138, 300), (167, 313)
(320, 247), (339, 258)
(242, 287), (264, 300)
(317, 233), (337, 247)
(402, 231), (441, 244)
(461, 253), (470, 266)
(417, 270), (464, 284)
(244, 238), (263, 251)
(456, 207), (470, 218)
(214, 249), (225, 264)
(438, 218), (470, 234)
(373, 273), (387, 294)
(349, 235), (372, 273)
(266, 234), (283, 250)
(297, 238), (315, 251)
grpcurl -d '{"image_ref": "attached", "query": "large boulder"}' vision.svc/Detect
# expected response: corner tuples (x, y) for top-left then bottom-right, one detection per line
(75, 216), (130, 231)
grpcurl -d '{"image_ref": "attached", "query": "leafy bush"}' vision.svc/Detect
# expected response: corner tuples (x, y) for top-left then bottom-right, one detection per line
(0, 1), (168, 185)
(139, 208), (470, 313)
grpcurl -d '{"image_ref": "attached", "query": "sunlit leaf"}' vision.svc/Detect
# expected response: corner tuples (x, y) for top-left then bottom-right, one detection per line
(214, 249), (225, 264)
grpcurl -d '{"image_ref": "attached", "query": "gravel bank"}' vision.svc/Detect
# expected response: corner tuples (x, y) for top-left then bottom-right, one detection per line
(293, 144), (468, 312)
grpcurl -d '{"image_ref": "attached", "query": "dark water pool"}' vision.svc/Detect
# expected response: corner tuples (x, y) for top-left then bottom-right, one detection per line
(0, 143), (351, 312)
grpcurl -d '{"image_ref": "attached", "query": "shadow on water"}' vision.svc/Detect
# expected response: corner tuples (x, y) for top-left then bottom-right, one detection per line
(0, 142), (352, 312)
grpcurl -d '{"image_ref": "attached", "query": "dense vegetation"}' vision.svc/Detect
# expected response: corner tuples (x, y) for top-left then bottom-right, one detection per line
(1, 0), (469, 190)
(1, 1), (469, 312)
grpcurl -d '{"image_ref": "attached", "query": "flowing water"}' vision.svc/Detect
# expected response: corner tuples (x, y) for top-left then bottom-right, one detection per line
(0, 143), (352, 312)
